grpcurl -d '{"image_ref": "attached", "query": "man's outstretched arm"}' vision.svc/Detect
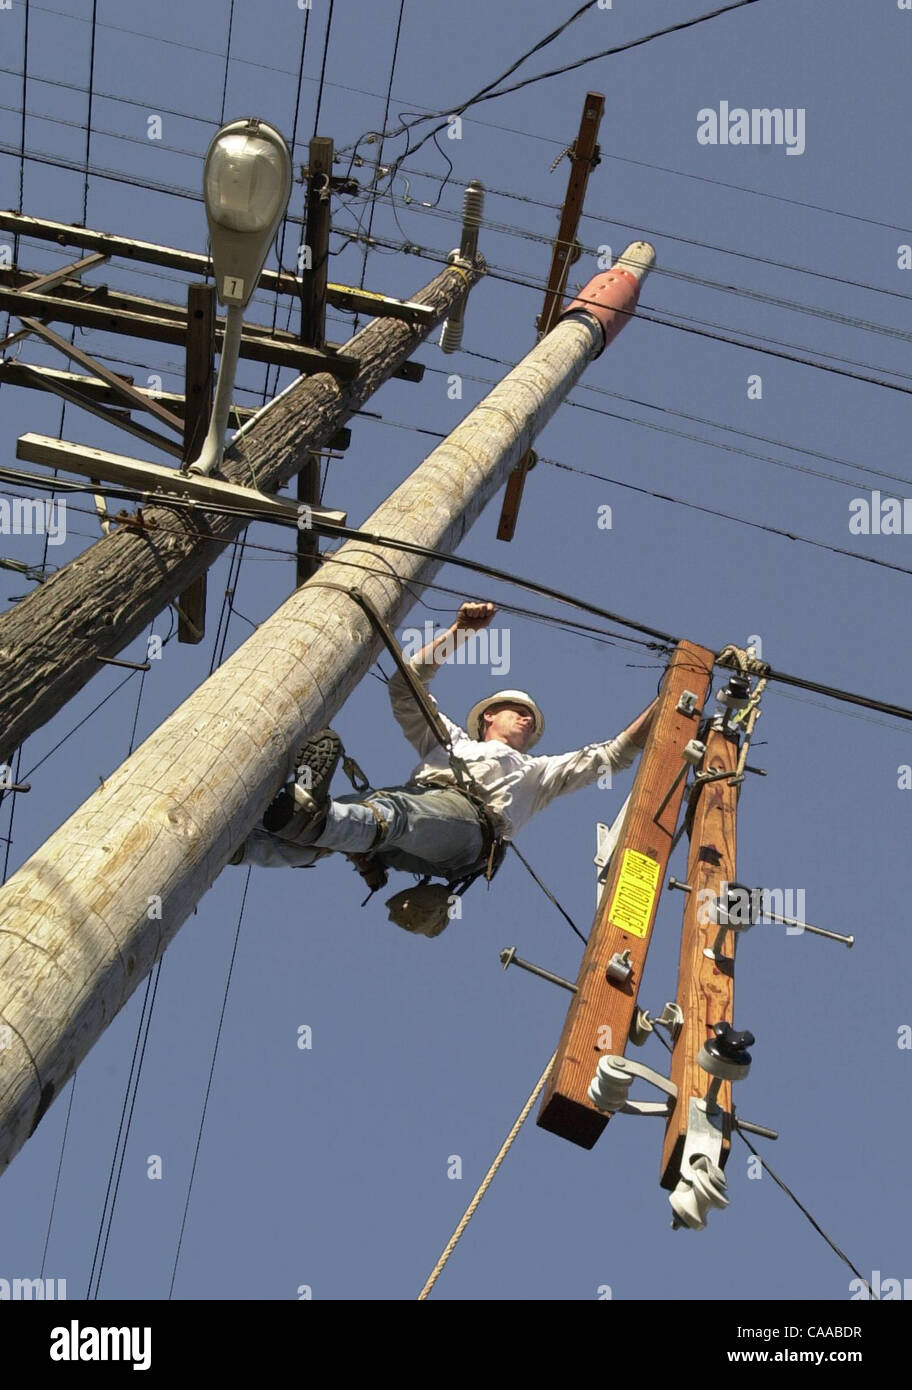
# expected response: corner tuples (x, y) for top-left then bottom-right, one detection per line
(619, 697), (659, 749)
(528, 696), (660, 811)
(388, 601), (496, 754)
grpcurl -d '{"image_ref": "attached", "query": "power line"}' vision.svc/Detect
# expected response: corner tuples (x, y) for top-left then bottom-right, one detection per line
(539, 452), (912, 578)
(7, 45), (912, 250)
(5, 472), (911, 725)
(343, 0), (600, 172)
(18, 303), (907, 500)
(733, 1127), (874, 1296)
(168, 866), (250, 1298)
(450, 1), (762, 110)
(332, 226), (912, 396)
(7, 56), (911, 247)
(382, 1), (761, 175)
(383, 159), (912, 305)
(6, 118), (911, 334)
(419, 358), (912, 494)
(218, 0), (235, 126)
(356, 183), (912, 343)
(82, 0), (98, 226)
(39, 1074), (76, 1281)
(312, 0), (335, 137)
(86, 959), (162, 1298)
(594, 148), (912, 239)
(350, 0), (407, 336)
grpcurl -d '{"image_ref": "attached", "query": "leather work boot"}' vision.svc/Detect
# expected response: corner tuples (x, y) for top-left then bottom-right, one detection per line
(263, 728), (342, 842)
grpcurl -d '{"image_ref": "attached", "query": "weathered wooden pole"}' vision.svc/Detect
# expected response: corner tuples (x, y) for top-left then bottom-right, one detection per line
(660, 726), (739, 1189)
(0, 259), (481, 766)
(0, 244), (654, 1176)
(537, 638), (715, 1147)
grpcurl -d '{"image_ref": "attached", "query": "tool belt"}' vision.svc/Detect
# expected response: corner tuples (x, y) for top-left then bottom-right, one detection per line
(347, 780), (506, 900)
(383, 786), (507, 938)
(445, 781), (508, 888)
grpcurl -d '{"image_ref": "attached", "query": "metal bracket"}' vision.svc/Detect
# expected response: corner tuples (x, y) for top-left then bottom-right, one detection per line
(606, 948), (633, 983)
(588, 1053), (678, 1115)
(595, 795), (630, 905)
(631, 1000), (684, 1048)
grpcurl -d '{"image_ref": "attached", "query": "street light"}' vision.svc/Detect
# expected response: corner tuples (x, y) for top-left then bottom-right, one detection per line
(187, 118), (292, 475)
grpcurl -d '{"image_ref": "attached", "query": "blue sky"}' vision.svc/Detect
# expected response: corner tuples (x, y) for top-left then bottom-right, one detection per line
(0, 0), (910, 1301)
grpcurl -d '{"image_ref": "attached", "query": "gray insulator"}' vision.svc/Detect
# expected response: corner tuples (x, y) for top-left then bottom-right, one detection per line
(440, 316), (465, 353)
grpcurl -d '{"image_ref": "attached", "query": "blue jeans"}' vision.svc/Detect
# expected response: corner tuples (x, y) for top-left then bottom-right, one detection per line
(236, 784), (485, 877)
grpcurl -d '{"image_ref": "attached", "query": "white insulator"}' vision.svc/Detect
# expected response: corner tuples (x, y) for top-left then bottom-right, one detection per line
(463, 180), (484, 227)
(669, 1155), (729, 1231)
(439, 316), (464, 353)
(587, 1056), (633, 1113)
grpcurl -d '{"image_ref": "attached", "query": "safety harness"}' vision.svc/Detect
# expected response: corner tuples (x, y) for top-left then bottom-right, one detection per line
(305, 584), (508, 911)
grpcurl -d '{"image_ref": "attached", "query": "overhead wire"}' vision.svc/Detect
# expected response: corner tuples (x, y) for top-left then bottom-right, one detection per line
(1, 0), (899, 1307)
(327, 226), (912, 397)
(15, 282), (908, 502)
(168, 865), (251, 1298)
(86, 962), (162, 1299)
(360, 0), (761, 181)
(733, 1127), (874, 1297)
(416, 361), (912, 494)
(265, 4), (311, 401)
(4, 469), (909, 726)
(342, 0), (600, 179)
(349, 0), (407, 337)
(4, 56), (911, 246)
(7, 128), (907, 323)
(378, 157), (912, 304)
(351, 182), (912, 343)
(84, 609), (166, 1297)
(88, 0), (241, 1299)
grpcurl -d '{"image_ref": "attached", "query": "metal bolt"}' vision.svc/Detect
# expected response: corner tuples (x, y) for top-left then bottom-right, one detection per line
(499, 947), (577, 993)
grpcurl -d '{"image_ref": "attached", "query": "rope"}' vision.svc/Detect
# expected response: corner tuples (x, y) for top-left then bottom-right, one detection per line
(417, 1052), (555, 1300)
(716, 643), (771, 679)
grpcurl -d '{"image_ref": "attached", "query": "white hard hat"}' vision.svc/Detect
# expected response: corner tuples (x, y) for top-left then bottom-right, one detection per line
(466, 689), (545, 748)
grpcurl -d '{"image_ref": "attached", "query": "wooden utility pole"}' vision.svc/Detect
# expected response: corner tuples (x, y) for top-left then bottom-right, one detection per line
(660, 726), (739, 1189)
(297, 136), (334, 587)
(0, 260), (479, 767)
(537, 639), (714, 1147)
(0, 249), (653, 1176)
(497, 92), (604, 542)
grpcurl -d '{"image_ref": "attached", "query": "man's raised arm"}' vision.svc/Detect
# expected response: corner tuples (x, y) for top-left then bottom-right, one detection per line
(388, 601), (497, 754)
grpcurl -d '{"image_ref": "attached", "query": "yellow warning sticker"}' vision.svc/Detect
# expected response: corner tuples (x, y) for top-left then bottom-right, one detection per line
(607, 849), (660, 940)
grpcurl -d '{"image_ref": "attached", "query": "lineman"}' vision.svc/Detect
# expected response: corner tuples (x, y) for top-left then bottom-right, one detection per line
(232, 601), (657, 929)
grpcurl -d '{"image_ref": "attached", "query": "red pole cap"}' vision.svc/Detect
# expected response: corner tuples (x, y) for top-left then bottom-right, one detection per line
(559, 241), (655, 355)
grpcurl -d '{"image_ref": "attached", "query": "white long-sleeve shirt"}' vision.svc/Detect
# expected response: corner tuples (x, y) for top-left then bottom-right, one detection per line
(388, 658), (639, 839)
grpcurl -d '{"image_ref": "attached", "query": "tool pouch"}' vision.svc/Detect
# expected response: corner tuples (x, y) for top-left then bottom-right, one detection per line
(385, 881), (453, 938)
